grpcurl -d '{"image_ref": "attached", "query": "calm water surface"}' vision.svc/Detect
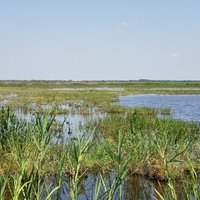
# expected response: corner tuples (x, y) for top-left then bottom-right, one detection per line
(119, 94), (200, 122)
(145, 88), (200, 91)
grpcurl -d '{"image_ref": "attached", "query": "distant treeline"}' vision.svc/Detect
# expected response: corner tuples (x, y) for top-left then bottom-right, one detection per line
(0, 79), (200, 83)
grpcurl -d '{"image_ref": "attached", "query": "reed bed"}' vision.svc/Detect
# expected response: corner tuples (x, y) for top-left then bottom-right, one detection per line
(1, 81), (200, 199)
(0, 106), (200, 199)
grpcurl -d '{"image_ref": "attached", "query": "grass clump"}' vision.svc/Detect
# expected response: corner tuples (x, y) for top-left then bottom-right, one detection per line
(95, 112), (200, 180)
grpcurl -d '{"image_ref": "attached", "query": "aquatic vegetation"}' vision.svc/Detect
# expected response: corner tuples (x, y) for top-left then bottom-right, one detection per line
(1, 80), (200, 199)
(1, 80), (200, 116)
(95, 112), (200, 179)
(0, 108), (131, 199)
(0, 107), (199, 199)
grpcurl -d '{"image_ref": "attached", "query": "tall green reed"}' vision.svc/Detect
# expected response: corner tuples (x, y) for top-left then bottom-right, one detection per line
(67, 132), (94, 200)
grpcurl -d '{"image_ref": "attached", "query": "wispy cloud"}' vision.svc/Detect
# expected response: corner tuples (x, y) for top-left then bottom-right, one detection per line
(121, 22), (129, 26)
(170, 53), (179, 59)
(117, 22), (129, 33)
(117, 20), (143, 33)
(117, 29), (124, 33)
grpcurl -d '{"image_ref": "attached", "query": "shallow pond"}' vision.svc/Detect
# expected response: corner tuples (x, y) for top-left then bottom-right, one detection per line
(119, 94), (200, 122)
(144, 88), (200, 91)
(15, 109), (104, 143)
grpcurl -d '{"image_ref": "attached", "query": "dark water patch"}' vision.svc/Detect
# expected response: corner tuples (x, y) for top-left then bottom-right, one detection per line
(43, 173), (191, 200)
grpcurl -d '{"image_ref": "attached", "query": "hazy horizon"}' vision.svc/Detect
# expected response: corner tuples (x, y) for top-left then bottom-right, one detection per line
(1, 1), (200, 80)
(0, 79), (200, 82)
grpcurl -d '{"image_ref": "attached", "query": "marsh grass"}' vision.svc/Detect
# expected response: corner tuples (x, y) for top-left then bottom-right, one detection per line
(0, 107), (60, 199)
(1, 80), (200, 116)
(0, 107), (132, 199)
(154, 159), (200, 200)
(1, 79), (200, 200)
(67, 133), (94, 200)
(95, 112), (200, 179)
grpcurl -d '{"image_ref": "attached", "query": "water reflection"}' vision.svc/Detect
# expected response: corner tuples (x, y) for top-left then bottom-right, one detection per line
(47, 173), (171, 200)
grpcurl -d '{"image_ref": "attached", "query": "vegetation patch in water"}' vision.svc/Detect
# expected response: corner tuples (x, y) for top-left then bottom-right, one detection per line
(1, 80), (200, 199)
(0, 107), (200, 199)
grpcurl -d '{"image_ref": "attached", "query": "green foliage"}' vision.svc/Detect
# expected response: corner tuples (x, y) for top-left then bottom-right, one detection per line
(0, 79), (200, 200)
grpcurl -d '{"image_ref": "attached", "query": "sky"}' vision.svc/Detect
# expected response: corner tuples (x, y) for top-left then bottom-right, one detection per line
(0, 0), (200, 80)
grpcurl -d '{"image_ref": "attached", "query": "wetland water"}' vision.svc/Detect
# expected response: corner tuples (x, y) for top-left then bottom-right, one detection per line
(144, 88), (200, 91)
(55, 94), (200, 199)
(52, 173), (169, 200)
(13, 110), (164, 200)
(119, 94), (200, 122)
(1, 94), (200, 199)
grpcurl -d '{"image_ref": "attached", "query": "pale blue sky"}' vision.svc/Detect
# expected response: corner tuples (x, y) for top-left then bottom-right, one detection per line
(0, 0), (200, 80)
